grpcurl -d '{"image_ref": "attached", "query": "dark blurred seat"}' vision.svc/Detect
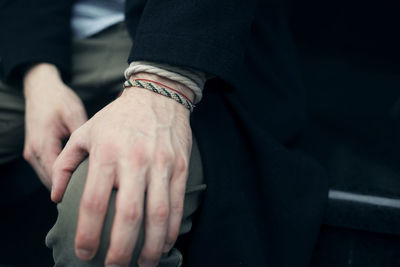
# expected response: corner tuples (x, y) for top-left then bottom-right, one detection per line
(290, 0), (400, 266)
(299, 57), (400, 267)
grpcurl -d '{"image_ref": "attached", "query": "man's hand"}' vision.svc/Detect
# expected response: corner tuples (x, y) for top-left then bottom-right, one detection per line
(51, 73), (194, 267)
(23, 63), (87, 189)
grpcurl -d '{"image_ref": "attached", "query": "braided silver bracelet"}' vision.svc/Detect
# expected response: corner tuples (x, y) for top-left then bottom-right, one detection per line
(123, 79), (195, 112)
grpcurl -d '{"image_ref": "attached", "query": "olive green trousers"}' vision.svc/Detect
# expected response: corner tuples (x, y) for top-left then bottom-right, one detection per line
(0, 23), (205, 266)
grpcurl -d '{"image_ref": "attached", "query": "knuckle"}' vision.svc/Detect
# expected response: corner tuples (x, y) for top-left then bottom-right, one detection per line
(97, 143), (119, 164)
(23, 147), (33, 161)
(53, 157), (73, 178)
(68, 130), (87, 149)
(23, 142), (41, 162)
(175, 156), (189, 175)
(130, 146), (149, 168)
(75, 231), (98, 249)
(30, 143), (40, 154)
(68, 131), (81, 145)
(155, 150), (174, 168)
(149, 203), (169, 223)
(119, 203), (142, 223)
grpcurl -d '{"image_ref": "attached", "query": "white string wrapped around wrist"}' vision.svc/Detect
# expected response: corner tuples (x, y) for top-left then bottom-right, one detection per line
(124, 61), (205, 104)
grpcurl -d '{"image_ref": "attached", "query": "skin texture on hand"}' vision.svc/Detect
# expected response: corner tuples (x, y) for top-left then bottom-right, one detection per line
(51, 73), (193, 267)
(23, 63), (87, 189)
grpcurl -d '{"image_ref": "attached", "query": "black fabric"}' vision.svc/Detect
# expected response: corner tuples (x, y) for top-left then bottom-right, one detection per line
(189, 85), (327, 266)
(0, 0), (73, 83)
(0, 0), (328, 266)
(126, 0), (257, 83)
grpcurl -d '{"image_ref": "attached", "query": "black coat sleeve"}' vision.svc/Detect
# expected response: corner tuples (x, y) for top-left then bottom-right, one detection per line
(125, 0), (258, 83)
(0, 0), (73, 83)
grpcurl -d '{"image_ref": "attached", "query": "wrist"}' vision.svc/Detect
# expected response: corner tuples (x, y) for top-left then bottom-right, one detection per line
(129, 72), (195, 103)
(23, 63), (64, 98)
(24, 63), (61, 87)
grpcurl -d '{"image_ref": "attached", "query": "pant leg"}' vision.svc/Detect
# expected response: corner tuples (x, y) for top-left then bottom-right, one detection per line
(46, 137), (205, 267)
(67, 23), (132, 117)
(0, 81), (24, 165)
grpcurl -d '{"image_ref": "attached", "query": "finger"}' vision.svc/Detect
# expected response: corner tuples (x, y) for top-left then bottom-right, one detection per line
(51, 133), (88, 202)
(75, 153), (116, 261)
(105, 162), (146, 266)
(138, 167), (171, 267)
(164, 158), (189, 252)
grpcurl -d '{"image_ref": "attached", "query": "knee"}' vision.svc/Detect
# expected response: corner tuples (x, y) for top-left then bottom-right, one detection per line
(46, 159), (130, 266)
(45, 159), (95, 266)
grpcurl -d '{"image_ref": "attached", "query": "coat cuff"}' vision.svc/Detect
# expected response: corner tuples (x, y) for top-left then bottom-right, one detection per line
(127, 33), (242, 85)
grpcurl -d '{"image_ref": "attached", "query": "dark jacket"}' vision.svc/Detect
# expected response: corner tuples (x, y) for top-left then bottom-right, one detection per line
(0, 0), (328, 266)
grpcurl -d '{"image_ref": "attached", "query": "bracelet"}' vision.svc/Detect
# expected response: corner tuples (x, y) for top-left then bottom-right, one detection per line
(123, 79), (195, 112)
(124, 61), (205, 103)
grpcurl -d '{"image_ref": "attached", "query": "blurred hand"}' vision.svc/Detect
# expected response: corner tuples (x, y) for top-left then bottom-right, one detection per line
(23, 63), (87, 189)
(51, 73), (194, 267)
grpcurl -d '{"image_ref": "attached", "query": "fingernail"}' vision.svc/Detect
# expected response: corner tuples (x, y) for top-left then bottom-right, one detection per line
(76, 249), (93, 259)
(139, 259), (157, 267)
(163, 243), (172, 252)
